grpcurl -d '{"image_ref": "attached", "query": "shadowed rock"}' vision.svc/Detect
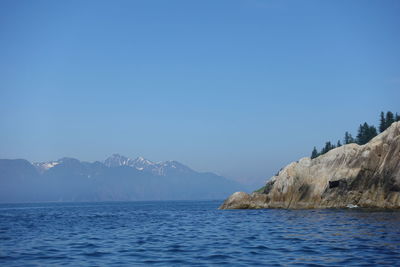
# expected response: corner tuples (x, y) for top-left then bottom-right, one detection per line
(220, 121), (400, 209)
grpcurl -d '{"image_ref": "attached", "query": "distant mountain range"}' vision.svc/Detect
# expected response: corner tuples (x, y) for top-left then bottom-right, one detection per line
(0, 154), (243, 203)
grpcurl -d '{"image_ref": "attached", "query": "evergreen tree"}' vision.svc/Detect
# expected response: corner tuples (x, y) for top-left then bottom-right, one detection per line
(368, 125), (377, 141)
(337, 140), (342, 147)
(356, 122), (377, 145)
(344, 131), (355, 144)
(385, 111), (394, 129)
(357, 123), (365, 145)
(320, 141), (334, 155)
(379, 111), (386, 133)
(396, 113), (400, 122)
(311, 147), (319, 159)
(357, 123), (367, 145)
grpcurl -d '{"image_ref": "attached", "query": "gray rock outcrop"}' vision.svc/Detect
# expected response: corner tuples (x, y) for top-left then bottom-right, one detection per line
(220, 121), (400, 209)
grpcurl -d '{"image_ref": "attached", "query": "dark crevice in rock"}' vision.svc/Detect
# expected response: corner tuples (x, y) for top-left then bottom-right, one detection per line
(329, 180), (339, 188)
(263, 180), (275, 194)
(298, 184), (311, 201)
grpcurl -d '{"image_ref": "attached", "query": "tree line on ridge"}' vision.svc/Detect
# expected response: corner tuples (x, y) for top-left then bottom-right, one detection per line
(311, 111), (400, 159)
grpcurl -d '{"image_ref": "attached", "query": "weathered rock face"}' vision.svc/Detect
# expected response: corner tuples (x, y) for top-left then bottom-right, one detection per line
(220, 121), (400, 209)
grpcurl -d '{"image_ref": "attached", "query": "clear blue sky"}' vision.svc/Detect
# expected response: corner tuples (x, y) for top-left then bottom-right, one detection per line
(0, 0), (399, 185)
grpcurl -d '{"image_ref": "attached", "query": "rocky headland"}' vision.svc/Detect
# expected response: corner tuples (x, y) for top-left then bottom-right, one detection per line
(220, 121), (400, 209)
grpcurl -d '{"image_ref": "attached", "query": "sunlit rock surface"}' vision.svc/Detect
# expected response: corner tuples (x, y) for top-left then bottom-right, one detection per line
(220, 121), (400, 209)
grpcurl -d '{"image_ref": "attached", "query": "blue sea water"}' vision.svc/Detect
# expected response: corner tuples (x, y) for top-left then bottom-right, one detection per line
(1, 201), (400, 266)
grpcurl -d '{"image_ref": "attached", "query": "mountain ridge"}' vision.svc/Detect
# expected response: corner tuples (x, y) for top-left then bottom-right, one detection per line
(0, 154), (243, 203)
(34, 154), (195, 176)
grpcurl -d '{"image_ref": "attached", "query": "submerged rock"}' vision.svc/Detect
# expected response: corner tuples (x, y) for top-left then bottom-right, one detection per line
(220, 121), (400, 209)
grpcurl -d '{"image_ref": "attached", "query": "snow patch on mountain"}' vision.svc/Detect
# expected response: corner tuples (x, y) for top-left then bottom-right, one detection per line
(33, 161), (60, 172)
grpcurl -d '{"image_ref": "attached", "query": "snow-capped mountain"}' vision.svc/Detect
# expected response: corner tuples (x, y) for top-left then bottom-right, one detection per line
(33, 161), (60, 173)
(33, 157), (88, 173)
(32, 154), (194, 177)
(153, 160), (193, 176)
(103, 154), (138, 168)
(103, 154), (193, 176)
(103, 154), (156, 172)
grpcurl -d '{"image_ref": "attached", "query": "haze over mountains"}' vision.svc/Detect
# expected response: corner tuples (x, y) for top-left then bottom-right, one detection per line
(0, 154), (243, 203)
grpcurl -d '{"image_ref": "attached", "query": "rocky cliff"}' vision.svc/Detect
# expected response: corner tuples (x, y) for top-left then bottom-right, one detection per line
(220, 121), (400, 209)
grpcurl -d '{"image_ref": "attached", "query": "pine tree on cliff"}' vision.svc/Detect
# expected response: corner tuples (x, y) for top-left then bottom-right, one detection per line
(379, 111), (386, 133)
(356, 123), (377, 145)
(396, 113), (400, 122)
(385, 111), (395, 129)
(357, 124), (366, 145)
(311, 147), (319, 159)
(320, 141), (335, 155)
(344, 131), (355, 144)
(337, 140), (342, 147)
(368, 125), (378, 141)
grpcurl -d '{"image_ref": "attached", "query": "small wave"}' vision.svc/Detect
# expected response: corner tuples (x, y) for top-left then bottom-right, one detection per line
(82, 251), (110, 257)
(71, 242), (99, 249)
(204, 254), (233, 260)
(167, 248), (185, 253)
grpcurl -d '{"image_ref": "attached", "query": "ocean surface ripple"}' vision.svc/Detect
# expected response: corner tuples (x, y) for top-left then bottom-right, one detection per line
(1, 201), (400, 266)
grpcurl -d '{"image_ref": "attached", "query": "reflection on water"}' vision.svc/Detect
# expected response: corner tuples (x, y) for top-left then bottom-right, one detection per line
(0, 201), (399, 266)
